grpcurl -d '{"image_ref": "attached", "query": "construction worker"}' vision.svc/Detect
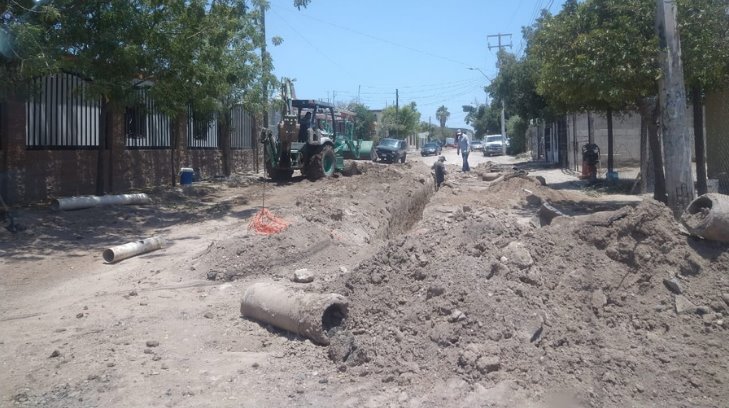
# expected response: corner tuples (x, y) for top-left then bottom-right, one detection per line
(459, 131), (470, 172)
(455, 129), (462, 155)
(298, 111), (312, 143)
(432, 156), (447, 189)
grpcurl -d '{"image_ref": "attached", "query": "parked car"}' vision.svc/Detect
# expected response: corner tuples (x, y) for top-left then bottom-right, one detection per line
(470, 139), (484, 152)
(375, 138), (408, 163)
(445, 137), (456, 148)
(484, 134), (508, 156)
(420, 142), (442, 157)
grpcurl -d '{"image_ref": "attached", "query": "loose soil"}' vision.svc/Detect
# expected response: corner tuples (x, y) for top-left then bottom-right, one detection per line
(1, 160), (727, 407)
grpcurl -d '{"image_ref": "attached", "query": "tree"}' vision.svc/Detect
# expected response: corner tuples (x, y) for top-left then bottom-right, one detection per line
(487, 50), (548, 123)
(382, 102), (421, 138)
(1, 1), (272, 191)
(677, 0), (729, 195)
(347, 102), (377, 140)
(528, 0), (667, 198)
(507, 115), (529, 154)
(436, 105), (450, 130)
(463, 102), (501, 138)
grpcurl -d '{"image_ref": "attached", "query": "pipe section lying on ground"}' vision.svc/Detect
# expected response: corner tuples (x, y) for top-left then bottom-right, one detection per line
(681, 193), (729, 243)
(103, 236), (166, 263)
(51, 193), (151, 211)
(240, 282), (348, 346)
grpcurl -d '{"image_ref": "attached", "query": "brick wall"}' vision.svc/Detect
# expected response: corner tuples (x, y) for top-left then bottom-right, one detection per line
(0, 98), (259, 205)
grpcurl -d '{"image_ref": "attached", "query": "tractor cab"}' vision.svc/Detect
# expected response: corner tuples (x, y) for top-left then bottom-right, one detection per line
(261, 99), (341, 181)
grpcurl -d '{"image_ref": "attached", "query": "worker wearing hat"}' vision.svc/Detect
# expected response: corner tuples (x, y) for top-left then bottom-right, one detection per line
(432, 156), (447, 189)
(455, 129), (462, 155)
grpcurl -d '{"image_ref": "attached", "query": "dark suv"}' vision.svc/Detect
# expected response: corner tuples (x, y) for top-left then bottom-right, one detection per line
(375, 138), (408, 163)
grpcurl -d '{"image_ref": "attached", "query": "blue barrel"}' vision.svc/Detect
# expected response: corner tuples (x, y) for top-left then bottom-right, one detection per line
(180, 168), (194, 185)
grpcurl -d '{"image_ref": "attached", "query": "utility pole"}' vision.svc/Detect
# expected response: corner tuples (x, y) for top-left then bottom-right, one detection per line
(488, 33), (512, 156)
(259, 3), (268, 174)
(656, 0), (694, 215)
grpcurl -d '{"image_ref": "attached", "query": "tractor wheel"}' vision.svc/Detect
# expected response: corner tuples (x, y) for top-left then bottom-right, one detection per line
(264, 144), (293, 181)
(307, 145), (336, 181)
(400, 153), (407, 164)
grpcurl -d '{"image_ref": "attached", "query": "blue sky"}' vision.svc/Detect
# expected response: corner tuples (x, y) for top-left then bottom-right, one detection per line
(267, 0), (565, 129)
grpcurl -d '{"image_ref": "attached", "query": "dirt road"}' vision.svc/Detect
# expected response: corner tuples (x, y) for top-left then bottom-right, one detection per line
(1, 158), (727, 407)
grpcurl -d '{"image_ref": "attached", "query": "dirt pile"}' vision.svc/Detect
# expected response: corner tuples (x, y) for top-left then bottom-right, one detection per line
(324, 181), (729, 407)
(200, 162), (435, 281)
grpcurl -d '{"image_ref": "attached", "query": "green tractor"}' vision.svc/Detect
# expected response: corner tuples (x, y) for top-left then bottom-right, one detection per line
(261, 99), (338, 181)
(261, 99), (375, 181)
(331, 109), (377, 162)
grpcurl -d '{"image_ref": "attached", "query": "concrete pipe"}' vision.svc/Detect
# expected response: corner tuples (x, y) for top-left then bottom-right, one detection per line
(103, 236), (166, 263)
(51, 193), (151, 211)
(481, 172), (503, 182)
(681, 194), (729, 243)
(240, 282), (348, 346)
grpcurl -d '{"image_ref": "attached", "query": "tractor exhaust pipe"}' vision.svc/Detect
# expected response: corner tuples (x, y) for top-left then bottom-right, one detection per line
(240, 282), (348, 346)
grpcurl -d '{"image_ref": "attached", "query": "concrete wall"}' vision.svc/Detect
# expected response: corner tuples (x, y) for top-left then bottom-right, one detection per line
(536, 107), (697, 172)
(1, 98), (259, 205)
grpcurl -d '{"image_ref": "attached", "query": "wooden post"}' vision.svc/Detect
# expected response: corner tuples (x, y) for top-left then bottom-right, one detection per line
(656, 0), (695, 215)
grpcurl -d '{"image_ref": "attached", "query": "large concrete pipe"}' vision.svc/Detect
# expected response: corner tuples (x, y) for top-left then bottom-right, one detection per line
(51, 193), (151, 211)
(240, 282), (348, 346)
(103, 236), (166, 263)
(681, 193), (729, 243)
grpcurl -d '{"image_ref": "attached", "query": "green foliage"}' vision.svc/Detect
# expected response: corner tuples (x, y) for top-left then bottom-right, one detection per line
(1, 0), (269, 118)
(381, 102), (421, 138)
(528, 0), (659, 112)
(678, 0), (729, 93)
(506, 115), (528, 154)
(488, 50), (548, 121)
(435, 105), (450, 128)
(464, 102), (501, 138)
(347, 102), (377, 140)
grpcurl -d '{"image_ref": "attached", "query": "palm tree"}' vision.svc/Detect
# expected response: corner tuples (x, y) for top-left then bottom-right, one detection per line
(436, 105), (450, 128)
(436, 105), (450, 139)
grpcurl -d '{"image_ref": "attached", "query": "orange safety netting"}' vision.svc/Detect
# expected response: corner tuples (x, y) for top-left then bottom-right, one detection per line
(248, 208), (290, 235)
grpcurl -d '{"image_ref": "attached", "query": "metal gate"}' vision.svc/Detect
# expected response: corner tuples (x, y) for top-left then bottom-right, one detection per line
(26, 73), (100, 149)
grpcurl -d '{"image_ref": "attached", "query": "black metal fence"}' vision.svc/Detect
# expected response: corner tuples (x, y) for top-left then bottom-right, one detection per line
(22, 74), (256, 152)
(26, 73), (100, 149)
(187, 108), (219, 149)
(125, 89), (172, 149)
(230, 105), (254, 149)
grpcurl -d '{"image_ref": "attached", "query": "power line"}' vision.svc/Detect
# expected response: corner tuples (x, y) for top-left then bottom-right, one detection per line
(273, 5), (473, 68)
(268, 6), (358, 79)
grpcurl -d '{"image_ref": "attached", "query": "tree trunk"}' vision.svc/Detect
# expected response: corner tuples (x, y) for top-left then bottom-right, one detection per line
(638, 106), (656, 194)
(692, 86), (707, 195)
(96, 100), (108, 196)
(607, 108), (614, 175)
(646, 98), (667, 203)
(587, 112), (594, 144)
(221, 109), (232, 177)
(656, 0), (695, 215)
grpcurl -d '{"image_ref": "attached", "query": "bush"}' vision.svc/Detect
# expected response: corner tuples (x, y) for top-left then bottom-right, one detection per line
(507, 115), (528, 155)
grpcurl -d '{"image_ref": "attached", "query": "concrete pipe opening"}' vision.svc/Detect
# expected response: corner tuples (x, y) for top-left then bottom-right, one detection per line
(681, 194), (729, 243)
(240, 282), (348, 346)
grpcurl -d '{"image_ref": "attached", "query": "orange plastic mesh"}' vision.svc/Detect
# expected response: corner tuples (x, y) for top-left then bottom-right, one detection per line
(249, 208), (289, 235)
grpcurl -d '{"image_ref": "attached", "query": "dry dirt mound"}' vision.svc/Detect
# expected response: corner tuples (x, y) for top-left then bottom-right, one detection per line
(200, 162), (434, 281)
(324, 182), (729, 407)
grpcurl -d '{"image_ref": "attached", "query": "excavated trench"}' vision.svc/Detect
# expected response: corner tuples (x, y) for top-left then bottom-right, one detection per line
(199, 162), (436, 282)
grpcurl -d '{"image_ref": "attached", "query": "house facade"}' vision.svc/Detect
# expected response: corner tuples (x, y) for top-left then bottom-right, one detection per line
(0, 73), (260, 205)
